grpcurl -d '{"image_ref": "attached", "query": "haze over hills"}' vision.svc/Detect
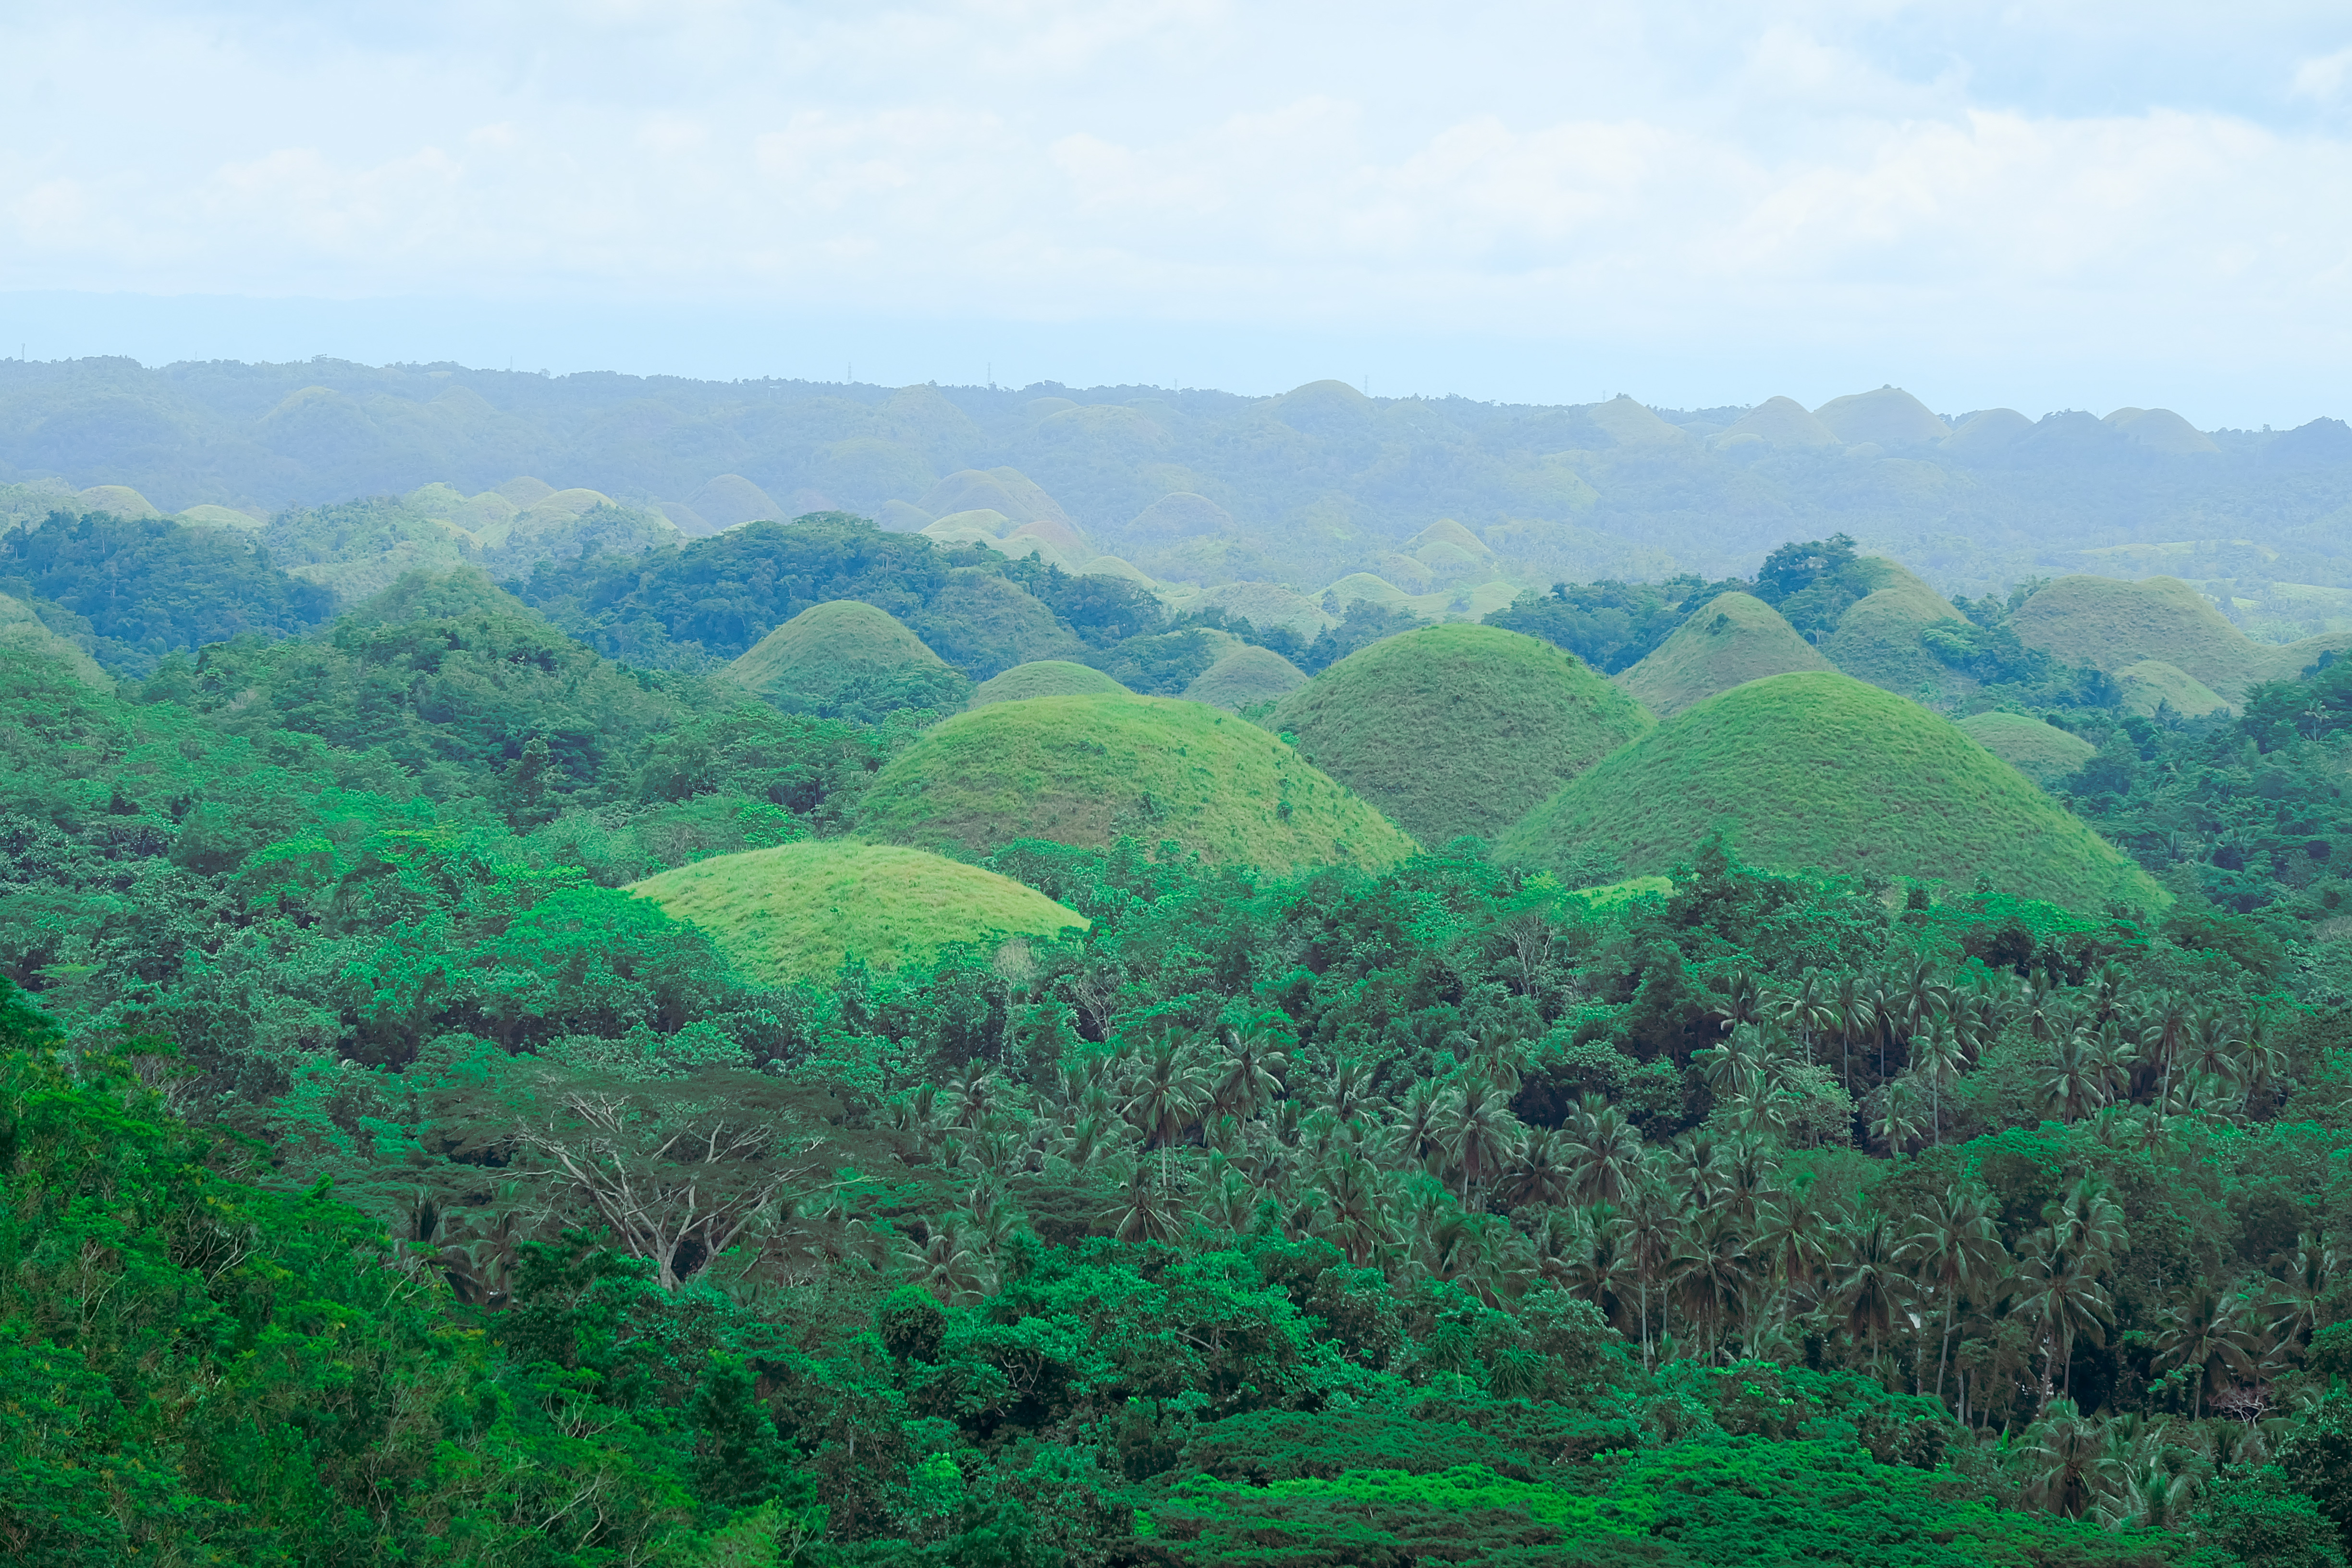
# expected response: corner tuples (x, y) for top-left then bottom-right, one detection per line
(7, 358), (2352, 629)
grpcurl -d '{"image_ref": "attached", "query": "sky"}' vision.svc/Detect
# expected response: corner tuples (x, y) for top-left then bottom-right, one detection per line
(4, 0), (2351, 426)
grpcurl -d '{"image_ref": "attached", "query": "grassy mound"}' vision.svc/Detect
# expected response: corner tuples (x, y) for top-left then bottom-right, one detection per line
(177, 504), (265, 532)
(1717, 396), (1838, 448)
(76, 485), (161, 517)
(2117, 659), (2229, 719)
(630, 841), (1086, 983)
(2105, 408), (2218, 455)
(1813, 387), (1948, 448)
(1944, 408), (2031, 457)
(1499, 672), (2163, 911)
(971, 660), (1127, 706)
(2012, 575), (2352, 704)
(1078, 555), (1154, 586)
(1269, 624), (1653, 847)
(1193, 582), (1334, 640)
(1184, 646), (1306, 710)
(0, 591), (108, 687)
(1955, 711), (2097, 787)
(1323, 572), (1410, 609)
(1617, 592), (1830, 716)
(854, 694), (1416, 871)
(726, 600), (965, 714)
(1820, 560), (1968, 698)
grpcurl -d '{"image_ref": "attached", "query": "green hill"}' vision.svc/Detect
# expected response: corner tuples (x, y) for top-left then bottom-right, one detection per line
(629, 840), (1086, 983)
(1819, 559), (1969, 699)
(1184, 645), (1307, 710)
(725, 600), (967, 716)
(0, 591), (109, 687)
(854, 694), (1416, 871)
(1499, 672), (2164, 911)
(1954, 711), (2097, 786)
(2116, 658), (2230, 718)
(1617, 592), (1831, 716)
(971, 659), (1127, 706)
(1716, 396), (1839, 449)
(1813, 387), (1948, 448)
(2011, 574), (2352, 704)
(1269, 624), (1653, 847)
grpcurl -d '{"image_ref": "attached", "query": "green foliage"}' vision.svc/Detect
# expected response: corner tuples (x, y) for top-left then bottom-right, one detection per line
(1485, 572), (1750, 675)
(1269, 624), (1654, 848)
(726, 600), (971, 721)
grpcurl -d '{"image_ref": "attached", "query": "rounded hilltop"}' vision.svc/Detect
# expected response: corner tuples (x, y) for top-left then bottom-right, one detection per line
(853, 693), (1417, 873)
(1269, 623), (1652, 848)
(970, 660), (1127, 706)
(1499, 670), (2163, 911)
(629, 840), (1086, 984)
(1616, 592), (1830, 717)
(724, 600), (967, 714)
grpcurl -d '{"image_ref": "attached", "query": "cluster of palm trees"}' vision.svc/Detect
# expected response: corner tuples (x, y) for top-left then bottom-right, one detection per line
(876, 991), (2331, 1452)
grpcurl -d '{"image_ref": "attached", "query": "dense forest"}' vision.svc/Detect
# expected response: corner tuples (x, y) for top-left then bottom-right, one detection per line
(2, 490), (2351, 1565)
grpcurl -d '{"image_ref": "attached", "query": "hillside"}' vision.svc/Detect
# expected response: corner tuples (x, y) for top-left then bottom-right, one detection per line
(629, 840), (1086, 982)
(0, 589), (109, 687)
(1268, 624), (1653, 847)
(970, 659), (1127, 705)
(1182, 645), (1307, 710)
(1499, 671), (2164, 910)
(2011, 574), (2352, 704)
(724, 599), (968, 717)
(1818, 559), (1970, 699)
(1616, 592), (1831, 716)
(853, 693), (1417, 871)
(1953, 711), (2097, 786)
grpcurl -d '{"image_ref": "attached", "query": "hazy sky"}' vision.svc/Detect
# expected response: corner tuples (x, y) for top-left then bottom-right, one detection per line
(6, 1), (2351, 423)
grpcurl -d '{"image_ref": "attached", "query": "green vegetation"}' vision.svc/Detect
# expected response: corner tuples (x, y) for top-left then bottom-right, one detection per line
(854, 693), (1418, 870)
(1270, 624), (1654, 848)
(2118, 658), (2232, 718)
(726, 599), (970, 720)
(970, 658), (1129, 705)
(1502, 671), (2164, 909)
(2013, 575), (2352, 705)
(630, 840), (1086, 982)
(1617, 591), (1831, 716)
(1954, 710), (2098, 786)
(1819, 562), (1971, 699)
(0, 589), (107, 687)
(1183, 645), (1307, 710)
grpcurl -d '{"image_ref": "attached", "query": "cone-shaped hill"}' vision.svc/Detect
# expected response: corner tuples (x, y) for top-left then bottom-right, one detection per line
(726, 600), (968, 715)
(1954, 712), (2097, 787)
(1617, 592), (1831, 716)
(2011, 576), (2352, 705)
(854, 694), (1416, 872)
(971, 660), (1128, 706)
(1499, 672), (2164, 911)
(1269, 624), (1653, 848)
(1819, 559), (1969, 698)
(630, 841), (1086, 983)
(1717, 396), (1839, 448)
(1185, 645), (1307, 710)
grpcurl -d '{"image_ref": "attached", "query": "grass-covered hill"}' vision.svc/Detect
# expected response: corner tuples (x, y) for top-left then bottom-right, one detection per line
(854, 693), (1417, 870)
(1952, 710), (2097, 786)
(1616, 591), (1831, 716)
(1268, 624), (1653, 847)
(628, 840), (1086, 982)
(724, 600), (968, 718)
(2011, 575), (2352, 705)
(0, 588), (108, 687)
(969, 658), (1128, 705)
(1183, 644), (1307, 710)
(1500, 671), (2164, 909)
(1818, 559), (1970, 698)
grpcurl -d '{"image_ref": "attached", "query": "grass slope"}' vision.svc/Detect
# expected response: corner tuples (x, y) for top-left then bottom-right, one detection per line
(1500, 671), (2164, 911)
(0, 591), (108, 688)
(971, 660), (1127, 706)
(855, 694), (1417, 871)
(1184, 646), (1307, 710)
(2012, 575), (2352, 704)
(1953, 711), (2097, 786)
(1820, 559), (1969, 699)
(1269, 624), (1654, 847)
(1617, 592), (1831, 716)
(727, 600), (948, 698)
(630, 841), (1086, 983)
(2117, 659), (2230, 719)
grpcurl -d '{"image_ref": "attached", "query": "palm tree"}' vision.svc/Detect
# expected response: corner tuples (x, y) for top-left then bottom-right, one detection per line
(2153, 1284), (2262, 1419)
(1439, 1074), (1519, 1204)
(1752, 1193), (1830, 1337)
(2017, 1398), (2119, 1519)
(1912, 1021), (1965, 1146)
(1320, 1056), (1377, 1124)
(1621, 1181), (1680, 1369)
(2138, 992), (2193, 1104)
(1313, 1149), (1388, 1266)
(2265, 1230), (2339, 1357)
(1124, 1034), (1211, 1190)
(1771, 969), (1835, 1065)
(1104, 1157), (1185, 1244)
(1694, 1026), (1768, 1100)
(1708, 967), (1767, 1034)
(1898, 1186), (2006, 1404)
(1871, 1078), (1928, 1155)
(2183, 1008), (2243, 1097)
(2042, 1029), (2110, 1124)
(1564, 1095), (1643, 1206)
(1395, 1078), (1447, 1169)
(1213, 1013), (1291, 1119)
(2015, 1235), (2112, 1404)
(1671, 1209), (1756, 1362)
(1831, 972), (1868, 1092)
(1833, 1217), (1907, 1380)
(1497, 1124), (1576, 1209)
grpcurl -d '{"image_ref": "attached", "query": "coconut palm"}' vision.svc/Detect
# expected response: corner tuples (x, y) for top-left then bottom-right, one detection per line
(1911, 1020), (1966, 1146)
(1497, 1124), (1576, 1209)
(1212, 1012), (1291, 1119)
(2015, 1235), (2112, 1404)
(1694, 1026), (1768, 1100)
(1833, 1217), (1907, 1378)
(2042, 1029), (2111, 1124)
(1564, 1095), (1644, 1206)
(2138, 992), (2193, 1103)
(1871, 1078), (1928, 1155)
(2265, 1231), (2339, 1357)
(1897, 1185), (2006, 1403)
(1707, 967), (1767, 1034)
(1439, 1074), (1519, 1204)
(1319, 1056), (1377, 1124)
(1671, 1209), (1756, 1362)
(1124, 1034), (1211, 1189)
(1104, 1157), (1185, 1244)
(2153, 1284), (2264, 1419)
(2017, 1398), (2120, 1519)
(1621, 1181), (1680, 1368)
(1751, 1192), (1830, 1336)
(1771, 969), (1836, 1065)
